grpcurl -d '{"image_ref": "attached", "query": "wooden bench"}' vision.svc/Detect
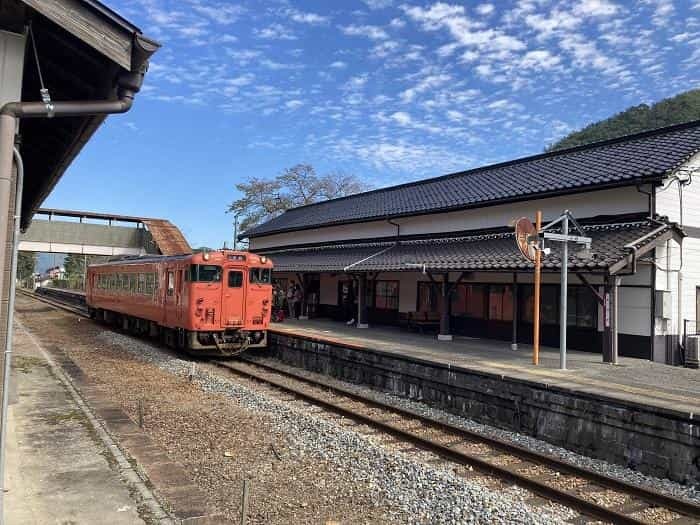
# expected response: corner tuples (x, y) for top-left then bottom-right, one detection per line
(405, 311), (441, 334)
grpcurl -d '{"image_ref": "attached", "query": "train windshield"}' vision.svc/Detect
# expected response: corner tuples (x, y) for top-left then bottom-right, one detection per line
(249, 268), (272, 284)
(189, 264), (222, 282)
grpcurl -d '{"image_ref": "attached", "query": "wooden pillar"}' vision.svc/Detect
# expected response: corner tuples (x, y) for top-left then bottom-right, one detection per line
(438, 273), (452, 341)
(357, 273), (368, 328)
(511, 273), (519, 351)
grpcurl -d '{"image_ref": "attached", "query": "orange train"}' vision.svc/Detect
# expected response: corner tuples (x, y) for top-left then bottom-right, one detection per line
(86, 250), (274, 356)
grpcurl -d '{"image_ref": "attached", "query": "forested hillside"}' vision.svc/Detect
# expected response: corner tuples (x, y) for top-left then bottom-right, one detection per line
(548, 90), (700, 151)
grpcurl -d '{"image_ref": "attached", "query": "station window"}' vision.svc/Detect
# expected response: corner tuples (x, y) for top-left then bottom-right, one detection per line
(374, 280), (399, 310)
(250, 268), (272, 284)
(489, 285), (514, 321)
(452, 284), (487, 319)
(418, 282), (440, 313)
(189, 264), (222, 282)
(228, 271), (243, 288)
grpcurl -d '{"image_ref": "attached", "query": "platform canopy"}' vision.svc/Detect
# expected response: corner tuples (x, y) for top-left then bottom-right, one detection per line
(261, 219), (684, 276)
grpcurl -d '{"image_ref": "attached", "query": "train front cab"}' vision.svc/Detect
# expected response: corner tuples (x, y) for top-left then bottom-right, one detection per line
(181, 253), (273, 355)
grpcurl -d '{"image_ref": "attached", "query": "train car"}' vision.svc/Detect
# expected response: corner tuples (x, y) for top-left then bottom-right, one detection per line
(85, 250), (273, 356)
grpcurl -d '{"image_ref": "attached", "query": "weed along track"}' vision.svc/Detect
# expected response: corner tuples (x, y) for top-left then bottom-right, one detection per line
(18, 289), (700, 524)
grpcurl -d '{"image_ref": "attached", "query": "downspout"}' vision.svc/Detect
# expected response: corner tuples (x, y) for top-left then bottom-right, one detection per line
(0, 148), (23, 513)
(0, 38), (156, 519)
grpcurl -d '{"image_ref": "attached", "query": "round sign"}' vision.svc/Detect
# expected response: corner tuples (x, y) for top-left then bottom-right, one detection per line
(514, 217), (537, 262)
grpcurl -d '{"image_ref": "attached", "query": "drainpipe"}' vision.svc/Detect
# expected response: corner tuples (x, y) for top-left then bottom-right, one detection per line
(0, 65), (150, 522)
(0, 148), (23, 517)
(0, 68), (146, 337)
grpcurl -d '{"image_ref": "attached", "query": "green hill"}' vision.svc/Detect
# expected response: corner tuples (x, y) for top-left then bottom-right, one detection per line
(548, 89), (700, 151)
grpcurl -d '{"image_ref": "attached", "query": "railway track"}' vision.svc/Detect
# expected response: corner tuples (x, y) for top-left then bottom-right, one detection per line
(20, 288), (700, 524)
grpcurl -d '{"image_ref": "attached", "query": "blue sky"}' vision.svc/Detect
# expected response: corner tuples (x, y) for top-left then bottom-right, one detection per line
(43, 0), (700, 248)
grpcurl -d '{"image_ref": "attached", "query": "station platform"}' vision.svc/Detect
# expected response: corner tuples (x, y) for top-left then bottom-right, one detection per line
(4, 321), (156, 524)
(270, 319), (700, 416)
(267, 319), (700, 485)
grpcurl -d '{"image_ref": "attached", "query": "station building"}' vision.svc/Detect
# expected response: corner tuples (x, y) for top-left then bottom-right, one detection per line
(243, 121), (700, 366)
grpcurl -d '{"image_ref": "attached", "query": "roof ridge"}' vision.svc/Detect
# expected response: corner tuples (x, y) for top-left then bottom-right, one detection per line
(269, 119), (700, 216)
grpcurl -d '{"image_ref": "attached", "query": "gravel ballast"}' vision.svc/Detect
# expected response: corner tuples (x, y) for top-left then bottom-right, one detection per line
(95, 328), (573, 524)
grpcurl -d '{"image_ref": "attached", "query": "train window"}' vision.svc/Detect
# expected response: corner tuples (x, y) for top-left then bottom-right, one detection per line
(249, 268), (271, 284)
(189, 264), (222, 282)
(167, 271), (175, 295)
(228, 271), (243, 288)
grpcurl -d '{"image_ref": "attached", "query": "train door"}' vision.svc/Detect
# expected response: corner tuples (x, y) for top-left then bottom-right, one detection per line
(222, 268), (245, 327)
(164, 267), (177, 326)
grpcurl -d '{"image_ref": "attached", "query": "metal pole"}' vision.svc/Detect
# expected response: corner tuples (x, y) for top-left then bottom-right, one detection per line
(233, 212), (239, 251)
(511, 273), (518, 351)
(0, 147), (24, 521)
(240, 479), (250, 525)
(533, 211), (542, 365)
(612, 275), (619, 365)
(560, 211), (568, 370)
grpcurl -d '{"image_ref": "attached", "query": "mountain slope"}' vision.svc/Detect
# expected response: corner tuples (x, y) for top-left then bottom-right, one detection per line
(548, 89), (700, 151)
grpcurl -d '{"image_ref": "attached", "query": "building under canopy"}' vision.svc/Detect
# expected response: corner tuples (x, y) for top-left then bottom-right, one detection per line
(243, 121), (700, 366)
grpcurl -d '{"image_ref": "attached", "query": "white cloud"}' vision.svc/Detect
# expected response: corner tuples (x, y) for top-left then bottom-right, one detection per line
(520, 49), (561, 70)
(285, 100), (304, 110)
(404, 3), (525, 54)
(475, 4), (495, 16)
(225, 49), (261, 66)
(371, 40), (400, 58)
(260, 59), (302, 70)
(487, 98), (524, 112)
(256, 23), (297, 40)
(446, 110), (463, 121)
(389, 18), (406, 28)
(362, 0), (393, 9)
(286, 9), (329, 25)
(344, 74), (369, 90)
(390, 111), (412, 125)
(644, 0), (675, 27)
(191, 2), (244, 24)
(573, 0), (619, 17)
(340, 24), (389, 40)
(400, 72), (451, 103)
(330, 61), (347, 69)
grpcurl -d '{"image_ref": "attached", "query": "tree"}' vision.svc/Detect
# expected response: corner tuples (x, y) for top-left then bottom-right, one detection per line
(228, 164), (369, 232)
(17, 251), (36, 281)
(548, 89), (700, 151)
(63, 254), (107, 289)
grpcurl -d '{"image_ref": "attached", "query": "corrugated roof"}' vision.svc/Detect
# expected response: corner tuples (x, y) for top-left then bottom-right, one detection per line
(262, 220), (677, 273)
(142, 219), (192, 255)
(244, 120), (700, 239)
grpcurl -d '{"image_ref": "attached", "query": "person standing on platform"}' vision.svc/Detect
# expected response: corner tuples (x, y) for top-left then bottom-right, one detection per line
(344, 282), (356, 326)
(294, 283), (304, 319)
(287, 282), (296, 319)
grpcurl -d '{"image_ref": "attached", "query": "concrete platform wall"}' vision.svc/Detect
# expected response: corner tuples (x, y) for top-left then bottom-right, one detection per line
(269, 332), (700, 486)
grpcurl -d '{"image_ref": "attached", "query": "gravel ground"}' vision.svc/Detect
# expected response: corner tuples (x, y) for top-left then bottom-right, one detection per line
(16, 298), (574, 524)
(247, 355), (700, 505)
(94, 329), (574, 524)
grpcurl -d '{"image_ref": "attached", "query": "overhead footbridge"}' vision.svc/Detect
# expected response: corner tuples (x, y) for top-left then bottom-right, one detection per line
(19, 208), (191, 256)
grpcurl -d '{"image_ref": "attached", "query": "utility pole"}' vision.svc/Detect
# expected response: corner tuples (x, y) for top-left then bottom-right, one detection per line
(540, 210), (592, 371)
(233, 211), (241, 251)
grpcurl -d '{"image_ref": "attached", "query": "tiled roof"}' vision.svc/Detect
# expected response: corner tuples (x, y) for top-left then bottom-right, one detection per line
(263, 220), (677, 273)
(245, 121), (700, 238)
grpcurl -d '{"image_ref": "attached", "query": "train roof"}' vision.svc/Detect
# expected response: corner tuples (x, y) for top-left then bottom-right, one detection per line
(87, 250), (268, 268)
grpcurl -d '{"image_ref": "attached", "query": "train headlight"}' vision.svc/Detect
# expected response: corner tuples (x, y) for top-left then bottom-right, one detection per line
(203, 252), (210, 261)
(260, 256), (267, 263)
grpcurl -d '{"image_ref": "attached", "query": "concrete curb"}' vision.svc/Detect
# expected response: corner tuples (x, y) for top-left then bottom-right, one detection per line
(15, 318), (176, 524)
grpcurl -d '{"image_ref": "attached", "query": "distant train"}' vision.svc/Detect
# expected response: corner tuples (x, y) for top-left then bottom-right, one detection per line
(86, 250), (274, 356)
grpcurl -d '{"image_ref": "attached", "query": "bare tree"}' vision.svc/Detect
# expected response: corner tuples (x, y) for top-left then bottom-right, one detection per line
(228, 164), (369, 232)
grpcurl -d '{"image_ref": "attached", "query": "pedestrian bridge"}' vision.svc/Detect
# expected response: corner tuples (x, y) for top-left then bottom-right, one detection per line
(18, 209), (191, 256)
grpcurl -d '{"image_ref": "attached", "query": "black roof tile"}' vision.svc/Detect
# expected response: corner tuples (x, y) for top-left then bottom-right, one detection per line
(263, 220), (678, 273)
(245, 121), (700, 238)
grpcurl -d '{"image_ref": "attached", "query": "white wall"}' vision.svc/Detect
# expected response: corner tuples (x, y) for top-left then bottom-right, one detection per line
(655, 152), (700, 339)
(251, 186), (647, 250)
